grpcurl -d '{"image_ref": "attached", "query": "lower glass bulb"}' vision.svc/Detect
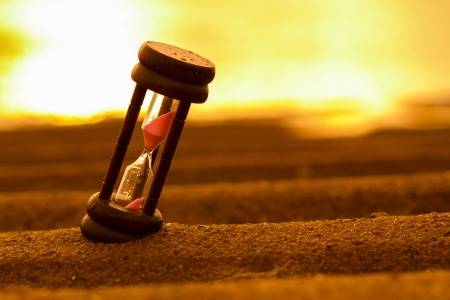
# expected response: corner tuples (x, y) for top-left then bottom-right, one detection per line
(112, 151), (151, 209)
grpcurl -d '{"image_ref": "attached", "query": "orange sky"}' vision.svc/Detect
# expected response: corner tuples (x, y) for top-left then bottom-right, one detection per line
(1, 0), (450, 132)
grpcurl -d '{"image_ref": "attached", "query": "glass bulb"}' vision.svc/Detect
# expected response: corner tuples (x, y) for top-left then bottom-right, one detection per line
(142, 93), (164, 130)
(113, 150), (151, 208)
(111, 92), (175, 212)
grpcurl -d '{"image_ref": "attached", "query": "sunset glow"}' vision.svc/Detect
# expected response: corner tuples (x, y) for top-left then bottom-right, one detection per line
(1, 0), (450, 133)
(2, 0), (164, 116)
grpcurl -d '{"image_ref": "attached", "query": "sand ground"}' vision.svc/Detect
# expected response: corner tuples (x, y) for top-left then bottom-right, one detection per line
(0, 119), (449, 298)
(0, 213), (449, 288)
(1, 172), (449, 231)
(2, 271), (449, 300)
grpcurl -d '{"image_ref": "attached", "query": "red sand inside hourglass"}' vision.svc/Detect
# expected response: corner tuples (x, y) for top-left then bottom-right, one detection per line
(125, 196), (145, 210)
(142, 111), (176, 151)
(124, 111), (175, 211)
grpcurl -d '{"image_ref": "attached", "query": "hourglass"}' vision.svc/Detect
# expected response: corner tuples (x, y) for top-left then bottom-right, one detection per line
(80, 41), (215, 242)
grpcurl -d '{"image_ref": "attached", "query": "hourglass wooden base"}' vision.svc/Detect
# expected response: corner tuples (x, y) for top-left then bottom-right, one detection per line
(80, 193), (163, 243)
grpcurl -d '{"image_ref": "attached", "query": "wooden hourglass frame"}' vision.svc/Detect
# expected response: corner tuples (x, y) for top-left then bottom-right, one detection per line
(80, 41), (215, 243)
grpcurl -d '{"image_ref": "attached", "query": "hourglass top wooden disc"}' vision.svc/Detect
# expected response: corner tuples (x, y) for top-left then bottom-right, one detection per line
(138, 41), (215, 85)
(131, 63), (209, 102)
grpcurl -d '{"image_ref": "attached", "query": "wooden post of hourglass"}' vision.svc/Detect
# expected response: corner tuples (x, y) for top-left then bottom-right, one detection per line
(143, 100), (190, 215)
(98, 84), (147, 202)
(99, 92), (172, 203)
(80, 41), (215, 243)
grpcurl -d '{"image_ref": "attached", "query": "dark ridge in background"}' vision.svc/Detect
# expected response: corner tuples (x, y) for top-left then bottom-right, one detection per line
(1, 119), (450, 191)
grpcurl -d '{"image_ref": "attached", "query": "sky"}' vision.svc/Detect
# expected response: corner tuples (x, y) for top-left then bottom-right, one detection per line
(1, 0), (450, 132)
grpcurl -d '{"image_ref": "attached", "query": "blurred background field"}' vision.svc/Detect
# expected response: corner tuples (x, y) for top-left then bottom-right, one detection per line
(1, 0), (450, 135)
